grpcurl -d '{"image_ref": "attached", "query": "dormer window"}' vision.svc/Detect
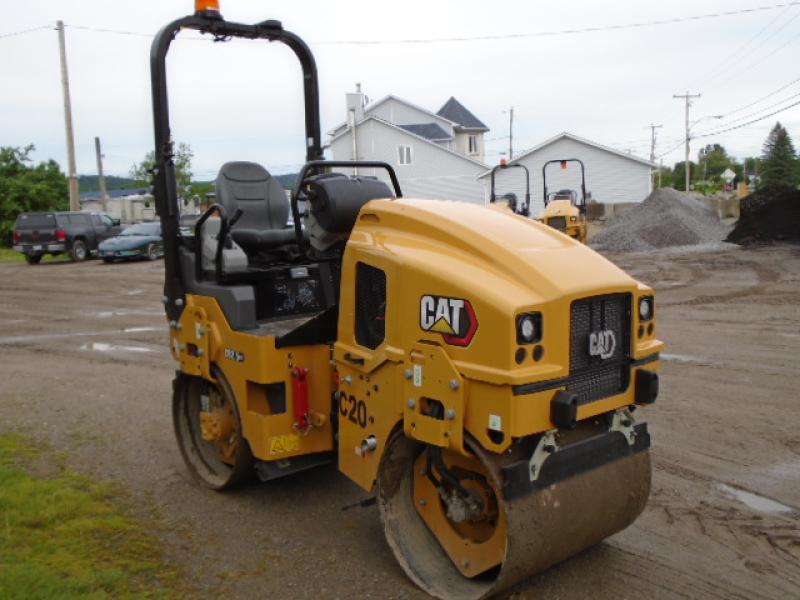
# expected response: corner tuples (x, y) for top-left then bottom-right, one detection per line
(468, 135), (479, 155)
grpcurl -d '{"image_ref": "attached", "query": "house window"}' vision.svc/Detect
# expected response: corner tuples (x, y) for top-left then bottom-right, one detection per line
(468, 135), (479, 155)
(397, 145), (413, 165)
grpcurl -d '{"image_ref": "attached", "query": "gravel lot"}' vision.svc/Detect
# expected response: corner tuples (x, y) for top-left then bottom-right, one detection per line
(1, 246), (799, 599)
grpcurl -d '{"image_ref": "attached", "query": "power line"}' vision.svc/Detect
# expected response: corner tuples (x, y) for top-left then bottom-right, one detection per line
(707, 25), (800, 91)
(694, 98), (800, 137)
(31, 3), (800, 45)
(313, 3), (800, 44)
(657, 139), (686, 159)
(714, 89), (800, 128)
(0, 24), (51, 39)
(693, 4), (799, 88)
(717, 73), (800, 117)
(68, 24), (152, 38)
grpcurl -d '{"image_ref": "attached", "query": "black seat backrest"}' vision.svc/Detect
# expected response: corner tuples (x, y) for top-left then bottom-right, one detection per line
(215, 162), (288, 230)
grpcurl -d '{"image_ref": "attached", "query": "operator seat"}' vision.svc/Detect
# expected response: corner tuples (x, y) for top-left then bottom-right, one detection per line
(215, 161), (296, 252)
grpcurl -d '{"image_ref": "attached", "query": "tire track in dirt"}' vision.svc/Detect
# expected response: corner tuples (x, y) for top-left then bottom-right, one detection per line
(661, 259), (781, 307)
(647, 456), (800, 599)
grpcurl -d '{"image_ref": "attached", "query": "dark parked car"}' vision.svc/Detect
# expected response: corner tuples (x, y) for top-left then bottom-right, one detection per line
(99, 222), (163, 262)
(12, 211), (122, 264)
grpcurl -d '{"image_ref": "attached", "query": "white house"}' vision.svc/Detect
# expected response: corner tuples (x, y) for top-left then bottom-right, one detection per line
(328, 89), (489, 204)
(80, 188), (201, 222)
(479, 132), (657, 215)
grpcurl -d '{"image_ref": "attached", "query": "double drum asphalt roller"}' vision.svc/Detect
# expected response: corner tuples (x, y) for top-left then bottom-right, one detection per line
(152, 4), (663, 598)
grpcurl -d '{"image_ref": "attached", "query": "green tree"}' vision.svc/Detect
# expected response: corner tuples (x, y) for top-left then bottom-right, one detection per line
(654, 165), (674, 189)
(760, 122), (798, 188)
(0, 145), (68, 246)
(697, 143), (735, 182)
(130, 142), (194, 195)
(187, 181), (214, 205)
(671, 161), (697, 191)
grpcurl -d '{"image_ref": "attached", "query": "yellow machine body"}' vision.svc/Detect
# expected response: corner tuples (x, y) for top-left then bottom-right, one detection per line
(156, 9), (660, 599)
(170, 198), (660, 488)
(537, 199), (588, 243)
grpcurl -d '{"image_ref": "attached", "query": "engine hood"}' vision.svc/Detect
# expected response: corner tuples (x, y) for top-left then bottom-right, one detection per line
(341, 197), (657, 384)
(352, 198), (634, 308)
(538, 199), (581, 219)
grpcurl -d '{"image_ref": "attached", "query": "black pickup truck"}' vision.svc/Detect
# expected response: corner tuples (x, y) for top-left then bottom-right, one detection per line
(12, 211), (122, 264)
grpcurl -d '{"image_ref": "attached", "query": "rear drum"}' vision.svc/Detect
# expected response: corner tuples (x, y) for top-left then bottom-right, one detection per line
(173, 369), (254, 489)
(377, 432), (650, 600)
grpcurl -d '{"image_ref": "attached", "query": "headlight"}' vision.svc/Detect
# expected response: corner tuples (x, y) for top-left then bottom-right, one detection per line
(638, 296), (654, 321)
(516, 312), (542, 344)
(569, 216), (577, 222)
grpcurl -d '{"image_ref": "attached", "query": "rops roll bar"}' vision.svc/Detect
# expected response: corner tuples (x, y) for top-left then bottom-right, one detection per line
(542, 159), (587, 213)
(150, 9), (324, 320)
(489, 163), (531, 216)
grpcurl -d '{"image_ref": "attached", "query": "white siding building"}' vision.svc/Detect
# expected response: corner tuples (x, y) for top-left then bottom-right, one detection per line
(328, 91), (489, 204)
(480, 132), (656, 215)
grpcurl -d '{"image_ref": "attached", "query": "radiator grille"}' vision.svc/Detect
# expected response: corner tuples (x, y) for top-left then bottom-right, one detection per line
(547, 216), (567, 231)
(567, 293), (631, 404)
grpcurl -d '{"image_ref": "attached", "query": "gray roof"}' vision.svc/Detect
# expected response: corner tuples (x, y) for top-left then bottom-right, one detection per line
(437, 97), (488, 131)
(398, 123), (452, 141)
(81, 187), (150, 200)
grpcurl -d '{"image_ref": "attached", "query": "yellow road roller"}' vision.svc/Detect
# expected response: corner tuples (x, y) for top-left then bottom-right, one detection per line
(488, 161), (531, 216)
(152, 4), (663, 598)
(538, 159), (589, 243)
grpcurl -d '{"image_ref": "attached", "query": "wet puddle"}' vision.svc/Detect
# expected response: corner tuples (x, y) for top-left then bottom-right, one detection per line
(662, 353), (713, 365)
(0, 327), (162, 344)
(719, 483), (795, 514)
(79, 342), (153, 354)
(93, 309), (163, 318)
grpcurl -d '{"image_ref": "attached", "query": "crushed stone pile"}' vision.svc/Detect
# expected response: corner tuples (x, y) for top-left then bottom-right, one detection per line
(726, 187), (800, 245)
(591, 188), (731, 252)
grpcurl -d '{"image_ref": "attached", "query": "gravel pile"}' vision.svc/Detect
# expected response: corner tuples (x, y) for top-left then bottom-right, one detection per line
(726, 187), (800, 245)
(591, 188), (732, 252)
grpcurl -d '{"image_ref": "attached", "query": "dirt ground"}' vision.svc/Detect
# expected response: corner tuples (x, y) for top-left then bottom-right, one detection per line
(1, 245), (799, 599)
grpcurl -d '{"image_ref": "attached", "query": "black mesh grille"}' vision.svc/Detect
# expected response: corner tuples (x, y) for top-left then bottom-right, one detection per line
(567, 293), (631, 404)
(547, 216), (567, 230)
(355, 262), (386, 349)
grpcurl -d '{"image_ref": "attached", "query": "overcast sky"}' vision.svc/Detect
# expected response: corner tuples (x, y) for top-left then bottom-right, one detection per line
(2, 0), (799, 180)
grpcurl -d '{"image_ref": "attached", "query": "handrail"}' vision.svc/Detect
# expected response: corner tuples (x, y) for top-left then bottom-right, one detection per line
(193, 203), (229, 284)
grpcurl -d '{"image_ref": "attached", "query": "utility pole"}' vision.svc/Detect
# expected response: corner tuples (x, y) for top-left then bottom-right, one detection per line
(647, 123), (663, 191)
(647, 123), (663, 163)
(673, 91), (701, 192)
(94, 137), (108, 213)
(658, 159), (663, 188)
(56, 20), (80, 211)
(508, 106), (514, 160)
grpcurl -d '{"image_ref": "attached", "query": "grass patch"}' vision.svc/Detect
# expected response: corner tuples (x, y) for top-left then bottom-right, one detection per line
(0, 433), (183, 599)
(0, 248), (64, 263)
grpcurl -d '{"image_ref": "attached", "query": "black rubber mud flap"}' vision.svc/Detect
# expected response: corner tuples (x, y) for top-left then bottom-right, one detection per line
(502, 423), (650, 501)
